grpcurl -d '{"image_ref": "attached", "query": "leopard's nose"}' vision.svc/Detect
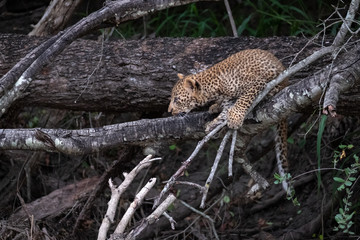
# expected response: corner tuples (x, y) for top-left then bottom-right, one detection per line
(168, 104), (173, 114)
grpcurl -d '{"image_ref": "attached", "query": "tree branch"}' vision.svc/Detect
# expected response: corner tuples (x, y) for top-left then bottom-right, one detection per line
(0, 113), (212, 155)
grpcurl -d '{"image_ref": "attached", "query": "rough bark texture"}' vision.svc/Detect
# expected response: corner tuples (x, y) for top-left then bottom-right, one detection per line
(1, 34), (359, 154)
(0, 112), (212, 154)
(0, 0), (218, 98)
(0, 33), (339, 114)
(29, 0), (83, 36)
(9, 176), (100, 222)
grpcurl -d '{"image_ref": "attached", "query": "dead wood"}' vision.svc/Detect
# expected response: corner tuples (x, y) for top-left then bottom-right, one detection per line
(1, 34), (359, 116)
(8, 176), (100, 222)
(0, 33), (329, 112)
(29, 0), (83, 36)
(0, 112), (212, 154)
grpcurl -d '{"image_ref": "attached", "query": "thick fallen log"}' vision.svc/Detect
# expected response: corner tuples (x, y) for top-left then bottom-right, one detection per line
(0, 33), (336, 113)
(0, 42), (359, 154)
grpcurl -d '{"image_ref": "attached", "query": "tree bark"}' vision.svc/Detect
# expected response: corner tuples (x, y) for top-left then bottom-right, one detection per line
(0, 42), (359, 154)
(0, 33), (342, 113)
(0, 112), (212, 154)
(29, 0), (83, 36)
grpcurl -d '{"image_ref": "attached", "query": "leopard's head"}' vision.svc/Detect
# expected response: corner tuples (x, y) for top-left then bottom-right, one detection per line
(168, 73), (205, 115)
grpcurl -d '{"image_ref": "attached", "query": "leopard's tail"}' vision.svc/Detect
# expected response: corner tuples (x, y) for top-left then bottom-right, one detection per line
(275, 118), (290, 193)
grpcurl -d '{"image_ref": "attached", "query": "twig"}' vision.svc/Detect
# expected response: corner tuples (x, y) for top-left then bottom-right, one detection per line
(321, 0), (360, 116)
(163, 212), (177, 230)
(113, 178), (157, 236)
(175, 181), (205, 192)
(180, 200), (219, 240)
(97, 155), (159, 240)
(153, 122), (227, 208)
(251, 0), (359, 115)
(166, 191), (224, 239)
(224, 0), (238, 37)
(126, 194), (177, 240)
(200, 130), (232, 208)
(332, 0), (360, 47)
(73, 147), (135, 234)
(228, 130), (237, 177)
(250, 174), (315, 213)
(235, 157), (270, 193)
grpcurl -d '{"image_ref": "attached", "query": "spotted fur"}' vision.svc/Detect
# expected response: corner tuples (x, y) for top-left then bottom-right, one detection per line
(168, 49), (287, 129)
(168, 49), (290, 192)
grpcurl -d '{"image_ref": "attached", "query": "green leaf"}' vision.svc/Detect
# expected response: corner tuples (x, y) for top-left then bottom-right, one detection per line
(339, 208), (344, 215)
(316, 115), (327, 191)
(333, 177), (345, 183)
(348, 177), (356, 182)
(223, 195), (231, 204)
(169, 144), (177, 150)
(344, 180), (353, 187)
(287, 137), (294, 144)
(237, 14), (253, 35)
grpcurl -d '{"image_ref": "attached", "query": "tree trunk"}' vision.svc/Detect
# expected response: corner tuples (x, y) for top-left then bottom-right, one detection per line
(2, 33), (348, 114)
(29, 0), (83, 36)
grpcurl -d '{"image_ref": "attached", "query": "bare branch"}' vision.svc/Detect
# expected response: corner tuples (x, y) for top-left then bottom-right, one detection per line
(251, 0), (359, 120)
(228, 130), (237, 177)
(224, 0), (238, 37)
(0, 113), (211, 155)
(332, 0), (360, 47)
(200, 130), (232, 208)
(97, 155), (158, 240)
(180, 200), (219, 240)
(113, 178), (157, 236)
(126, 194), (177, 240)
(153, 122), (227, 208)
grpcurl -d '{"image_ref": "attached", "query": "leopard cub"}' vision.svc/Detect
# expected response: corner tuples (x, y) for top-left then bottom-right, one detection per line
(168, 49), (286, 129)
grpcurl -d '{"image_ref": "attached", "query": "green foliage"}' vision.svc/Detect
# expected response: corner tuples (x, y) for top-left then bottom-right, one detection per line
(28, 116), (39, 128)
(312, 233), (324, 240)
(241, 0), (319, 36)
(169, 144), (177, 151)
(316, 115), (328, 191)
(274, 172), (300, 207)
(113, 0), (333, 39)
(332, 144), (359, 235)
(149, 3), (228, 37)
(223, 195), (231, 204)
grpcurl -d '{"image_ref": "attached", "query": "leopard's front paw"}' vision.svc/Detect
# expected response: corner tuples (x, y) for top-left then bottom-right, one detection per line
(208, 103), (222, 114)
(227, 108), (244, 129)
(205, 112), (227, 133)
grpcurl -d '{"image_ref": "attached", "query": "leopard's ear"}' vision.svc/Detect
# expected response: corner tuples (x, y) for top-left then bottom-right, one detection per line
(177, 73), (185, 80)
(183, 77), (201, 95)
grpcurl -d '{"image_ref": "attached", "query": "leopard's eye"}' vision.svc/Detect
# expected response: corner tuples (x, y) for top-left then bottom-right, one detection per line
(174, 97), (179, 103)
